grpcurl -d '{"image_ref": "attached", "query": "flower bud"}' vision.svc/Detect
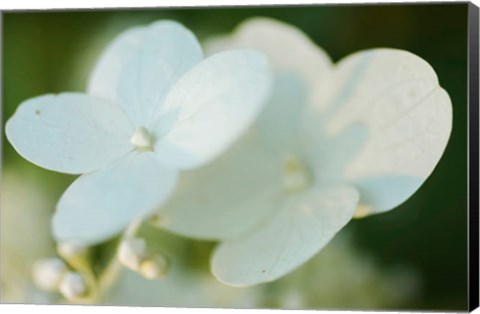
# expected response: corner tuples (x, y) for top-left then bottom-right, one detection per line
(117, 237), (147, 271)
(282, 155), (310, 193)
(130, 126), (153, 149)
(32, 258), (67, 292)
(57, 240), (88, 259)
(58, 272), (87, 301)
(353, 204), (373, 218)
(139, 254), (169, 280)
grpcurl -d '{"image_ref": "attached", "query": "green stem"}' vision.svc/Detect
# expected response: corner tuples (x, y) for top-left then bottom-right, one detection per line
(94, 218), (144, 302)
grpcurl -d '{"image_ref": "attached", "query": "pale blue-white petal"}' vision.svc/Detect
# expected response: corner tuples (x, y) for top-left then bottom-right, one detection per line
(152, 50), (272, 170)
(309, 49), (452, 215)
(5, 93), (134, 174)
(87, 25), (146, 104)
(52, 152), (177, 245)
(116, 21), (203, 127)
(301, 121), (369, 186)
(255, 71), (309, 154)
(353, 175), (424, 215)
(153, 131), (283, 240)
(204, 17), (332, 154)
(211, 185), (359, 287)
(204, 17), (332, 85)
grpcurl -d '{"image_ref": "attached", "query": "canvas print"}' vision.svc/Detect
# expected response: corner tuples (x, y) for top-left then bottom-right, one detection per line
(1, 2), (477, 311)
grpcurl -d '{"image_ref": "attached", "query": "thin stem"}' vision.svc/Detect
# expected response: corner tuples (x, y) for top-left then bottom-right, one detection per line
(94, 218), (144, 302)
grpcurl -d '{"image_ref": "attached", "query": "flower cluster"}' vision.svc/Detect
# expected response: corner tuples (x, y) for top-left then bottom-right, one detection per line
(5, 17), (452, 296)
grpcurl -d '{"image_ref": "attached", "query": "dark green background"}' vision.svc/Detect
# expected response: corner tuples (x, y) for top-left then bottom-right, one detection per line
(2, 3), (469, 310)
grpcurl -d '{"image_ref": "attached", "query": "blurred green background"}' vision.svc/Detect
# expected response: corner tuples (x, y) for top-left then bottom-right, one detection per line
(2, 3), (469, 310)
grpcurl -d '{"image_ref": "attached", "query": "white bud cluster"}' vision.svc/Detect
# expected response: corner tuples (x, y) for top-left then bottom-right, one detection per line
(32, 257), (88, 301)
(32, 238), (91, 302)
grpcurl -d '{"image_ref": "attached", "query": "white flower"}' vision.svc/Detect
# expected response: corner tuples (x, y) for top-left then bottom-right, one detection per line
(5, 20), (271, 245)
(153, 18), (452, 286)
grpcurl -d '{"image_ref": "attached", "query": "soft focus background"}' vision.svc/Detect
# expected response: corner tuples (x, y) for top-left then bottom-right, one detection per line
(1, 3), (469, 311)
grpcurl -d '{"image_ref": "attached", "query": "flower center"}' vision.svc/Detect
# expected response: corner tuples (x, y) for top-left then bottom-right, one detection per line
(282, 154), (311, 194)
(130, 126), (153, 150)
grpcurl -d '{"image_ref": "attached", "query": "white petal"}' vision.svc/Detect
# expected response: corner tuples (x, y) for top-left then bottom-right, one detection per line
(204, 17), (332, 85)
(255, 72), (310, 153)
(5, 93), (133, 174)
(204, 18), (332, 154)
(211, 185), (359, 287)
(311, 49), (452, 214)
(116, 21), (203, 127)
(87, 26), (145, 103)
(302, 121), (369, 185)
(52, 153), (177, 245)
(153, 50), (272, 169)
(352, 175), (424, 216)
(154, 132), (282, 240)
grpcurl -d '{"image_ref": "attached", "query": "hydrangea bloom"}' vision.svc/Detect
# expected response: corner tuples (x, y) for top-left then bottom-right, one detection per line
(5, 20), (271, 245)
(153, 18), (452, 286)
